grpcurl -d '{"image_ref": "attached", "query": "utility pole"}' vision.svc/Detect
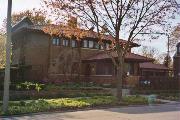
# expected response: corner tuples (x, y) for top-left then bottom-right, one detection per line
(3, 0), (12, 112)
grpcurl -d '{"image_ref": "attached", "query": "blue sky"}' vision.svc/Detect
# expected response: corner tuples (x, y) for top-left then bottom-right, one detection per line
(0, 0), (180, 56)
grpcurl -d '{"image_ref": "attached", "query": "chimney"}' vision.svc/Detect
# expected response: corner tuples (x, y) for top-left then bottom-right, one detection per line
(68, 16), (77, 28)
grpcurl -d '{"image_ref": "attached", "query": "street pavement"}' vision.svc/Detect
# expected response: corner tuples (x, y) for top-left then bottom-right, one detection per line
(1, 103), (180, 120)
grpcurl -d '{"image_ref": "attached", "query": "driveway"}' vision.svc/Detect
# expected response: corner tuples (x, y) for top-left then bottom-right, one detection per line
(2, 103), (180, 120)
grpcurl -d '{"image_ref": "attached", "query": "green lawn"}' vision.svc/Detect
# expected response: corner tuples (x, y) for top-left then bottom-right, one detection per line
(0, 95), (150, 116)
(0, 96), (117, 115)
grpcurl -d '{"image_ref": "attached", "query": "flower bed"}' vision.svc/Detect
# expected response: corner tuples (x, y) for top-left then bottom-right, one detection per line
(0, 95), (155, 116)
(0, 96), (117, 115)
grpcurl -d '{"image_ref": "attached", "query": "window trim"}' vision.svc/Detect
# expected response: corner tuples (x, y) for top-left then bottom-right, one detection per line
(88, 40), (94, 48)
(83, 40), (88, 48)
(71, 40), (77, 48)
(94, 41), (99, 49)
(63, 39), (69, 47)
(52, 37), (61, 46)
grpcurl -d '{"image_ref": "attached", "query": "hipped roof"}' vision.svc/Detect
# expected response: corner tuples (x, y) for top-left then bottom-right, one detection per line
(12, 17), (140, 47)
(83, 51), (154, 62)
(139, 62), (169, 70)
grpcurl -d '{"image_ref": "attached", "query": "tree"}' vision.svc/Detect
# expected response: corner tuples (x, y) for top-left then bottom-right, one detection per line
(139, 46), (171, 65)
(163, 55), (172, 68)
(139, 46), (159, 60)
(0, 34), (6, 69)
(42, 0), (178, 100)
(170, 24), (180, 52)
(1, 9), (51, 33)
(12, 9), (51, 25)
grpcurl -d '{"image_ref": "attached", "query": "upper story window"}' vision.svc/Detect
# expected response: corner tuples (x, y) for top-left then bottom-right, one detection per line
(94, 41), (99, 49)
(63, 39), (69, 46)
(72, 40), (77, 48)
(105, 43), (110, 50)
(52, 37), (60, 46)
(89, 40), (94, 48)
(83, 40), (88, 48)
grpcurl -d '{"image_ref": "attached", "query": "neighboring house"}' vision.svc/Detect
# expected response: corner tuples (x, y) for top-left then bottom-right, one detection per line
(139, 62), (169, 77)
(174, 42), (180, 80)
(11, 17), (169, 87)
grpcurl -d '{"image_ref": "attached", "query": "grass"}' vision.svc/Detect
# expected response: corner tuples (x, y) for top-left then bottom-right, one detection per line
(0, 96), (117, 116)
(157, 93), (180, 101)
(122, 95), (149, 105)
(0, 95), (154, 116)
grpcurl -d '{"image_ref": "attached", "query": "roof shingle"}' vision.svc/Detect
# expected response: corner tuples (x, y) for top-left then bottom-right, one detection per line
(140, 62), (169, 70)
(83, 51), (154, 62)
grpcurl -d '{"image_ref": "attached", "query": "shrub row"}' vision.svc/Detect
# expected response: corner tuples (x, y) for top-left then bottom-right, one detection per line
(0, 90), (112, 101)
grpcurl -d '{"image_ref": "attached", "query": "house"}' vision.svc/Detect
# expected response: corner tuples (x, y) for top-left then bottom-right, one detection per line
(10, 17), (169, 87)
(174, 42), (180, 81)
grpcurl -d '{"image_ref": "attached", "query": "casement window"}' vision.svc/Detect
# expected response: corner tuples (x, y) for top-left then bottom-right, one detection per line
(89, 40), (94, 48)
(72, 40), (77, 48)
(125, 63), (134, 75)
(96, 62), (113, 75)
(63, 39), (69, 46)
(83, 40), (88, 48)
(105, 43), (110, 49)
(94, 41), (99, 49)
(52, 37), (60, 46)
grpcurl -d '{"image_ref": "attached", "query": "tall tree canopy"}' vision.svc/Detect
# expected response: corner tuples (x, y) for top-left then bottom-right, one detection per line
(11, 9), (51, 25)
(0, 34), (5, 69)
(1, 9), (51, 33)
(139, 46), (159, 59)
(42, 0), (179, 100)
(170, 24), (180, 52)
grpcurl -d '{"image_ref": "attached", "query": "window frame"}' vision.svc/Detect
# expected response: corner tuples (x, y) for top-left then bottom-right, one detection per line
(94, 41), (99, 49)
(63, 39), (69, 47)
(83, 40), (88, 48)
(96, 62), (113, 75)
(71, 40), (77, 48)
(52, 37), (61, 46)
(88, 40), (94, 48)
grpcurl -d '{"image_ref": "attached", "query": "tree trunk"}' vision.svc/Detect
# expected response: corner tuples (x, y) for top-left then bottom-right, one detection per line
(116, 49), (124, 101)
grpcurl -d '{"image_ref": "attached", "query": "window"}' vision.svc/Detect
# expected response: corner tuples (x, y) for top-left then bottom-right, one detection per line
(63, 39), (69, 46)
(52, 38), (56, 45)
(96, 62), (113, 75)
(83, 40), (88, 48)
(57, 38), (60, 45)
(72, 40), (77, 48)
(94, 41), (99, 49)
(105, 43), (110, 50)
(89, 40), (94, 48)
(52, 37), (60, 46)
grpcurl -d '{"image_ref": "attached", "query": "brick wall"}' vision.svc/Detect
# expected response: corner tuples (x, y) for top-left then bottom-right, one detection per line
(12, 31), (51, 81)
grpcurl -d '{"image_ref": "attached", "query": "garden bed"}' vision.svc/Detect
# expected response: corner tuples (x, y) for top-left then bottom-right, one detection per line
(157, 93), (180, 101)
(0, 95), (156, 116)
(0, 82), (113, 101)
